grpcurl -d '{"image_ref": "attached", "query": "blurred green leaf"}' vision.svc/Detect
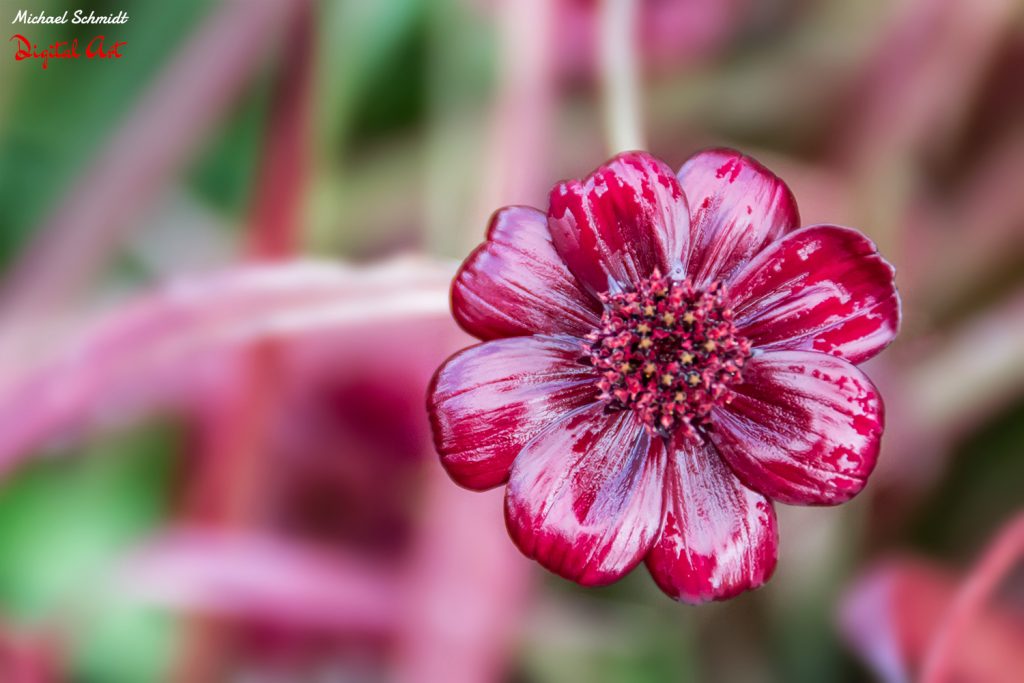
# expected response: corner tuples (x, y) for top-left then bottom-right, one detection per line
(186, 71), (272, 216)
(316, 0), (427, 156)
(0, 422), (178, 682)
(523, 573), (698, 683)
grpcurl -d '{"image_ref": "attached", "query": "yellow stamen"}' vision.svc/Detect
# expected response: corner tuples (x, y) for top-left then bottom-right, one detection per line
(644, 363), (656, 375)
(703, 340), (717, 352)
(680, 352), (694, 364)
(682, 312), (696, 324)
(688, 374), (701, 386)
(662, 312), (676, 325)
(643, 305), (655, 316)
(639, 338), (653, 349)
(661, 374), (674, 386)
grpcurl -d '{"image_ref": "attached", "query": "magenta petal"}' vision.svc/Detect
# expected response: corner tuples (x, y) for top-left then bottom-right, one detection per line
(645, 436), (778, 604)
(729, 225), (900, 364)
(547, 152), (690, 294)
(710, 350), (884, 506)
(505, 405), (666, 586)
(678, 148), (799, 286)
(453, 206), (602, 340)
(429, 336), (599, 491)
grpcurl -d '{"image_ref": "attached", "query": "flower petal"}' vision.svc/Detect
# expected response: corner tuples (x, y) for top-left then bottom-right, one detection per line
(645, 436), (778, 604)
(678, 148), (799, 286)
(505, 405), (666, 586)
(452, 206), (602, 340)
(710, 350), (884, 505)
(429, 336), (599, 491)
(729, 225), (900, 364)
(547, 152), (690, 294)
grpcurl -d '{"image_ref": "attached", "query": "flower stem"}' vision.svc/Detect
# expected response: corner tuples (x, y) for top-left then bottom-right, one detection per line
(920, 511), (1024, 683)
(170, 3), (314, 680)
(600, 0), (645, 154)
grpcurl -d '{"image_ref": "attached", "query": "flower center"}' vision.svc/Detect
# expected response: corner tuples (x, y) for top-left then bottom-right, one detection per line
(584, 270), (751, 438)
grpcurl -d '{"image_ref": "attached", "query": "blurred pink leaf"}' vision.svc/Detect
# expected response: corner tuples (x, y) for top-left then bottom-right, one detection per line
(839, 555), (1024, 683)
(112, 529), (400, 637)
(0, 619), (62, 683)
(0, 259), (454, 477)
(394, 466), (533, 683)
(920, 514), (1024, 683)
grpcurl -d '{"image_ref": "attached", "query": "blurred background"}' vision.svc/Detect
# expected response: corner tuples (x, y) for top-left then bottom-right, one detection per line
(0, 0), (1022, 681)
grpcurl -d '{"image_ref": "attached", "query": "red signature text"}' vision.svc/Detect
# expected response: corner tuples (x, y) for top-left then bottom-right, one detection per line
(10, 33), (126, 69)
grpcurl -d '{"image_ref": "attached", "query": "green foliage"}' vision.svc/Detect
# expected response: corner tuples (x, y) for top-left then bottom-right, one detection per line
(0, 0), (211, 266)
(0, 423), (178, 682)
(912, 398), (1024, 558)
(186, 72), (272, 216)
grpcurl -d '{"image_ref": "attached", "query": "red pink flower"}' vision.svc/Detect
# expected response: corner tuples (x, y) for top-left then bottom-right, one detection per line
(428, 149), (900, 602)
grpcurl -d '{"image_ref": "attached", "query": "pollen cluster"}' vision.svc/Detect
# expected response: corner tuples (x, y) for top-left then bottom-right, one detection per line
(584, 270), (752, 438)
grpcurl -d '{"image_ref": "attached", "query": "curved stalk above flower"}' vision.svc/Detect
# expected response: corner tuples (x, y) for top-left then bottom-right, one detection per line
(427, 148), (900, 603)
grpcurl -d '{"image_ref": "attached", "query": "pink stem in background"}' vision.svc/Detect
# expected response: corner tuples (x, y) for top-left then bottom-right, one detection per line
(473, 0), (556, 233)
(395, 1), (549, 680)
(599, 0), (645, 153)
(393, 466), (532, 683)
(182, 345), (283, 524)
(920, 512), (1024, 683)
(246, 0), (314, 262)
(174, 4), (313, 681)
(171, 352), (286, 678)
(185, 0), (313, 531)
(0, 0), (300, 322)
